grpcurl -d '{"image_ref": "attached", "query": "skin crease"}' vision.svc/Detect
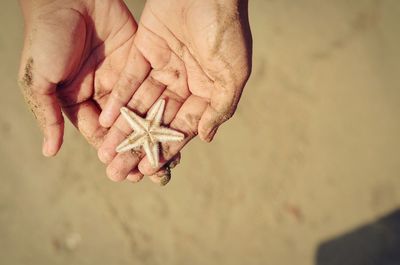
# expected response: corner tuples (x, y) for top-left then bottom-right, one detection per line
(98, 0), (252, 180)
(19, 0), (252, 183)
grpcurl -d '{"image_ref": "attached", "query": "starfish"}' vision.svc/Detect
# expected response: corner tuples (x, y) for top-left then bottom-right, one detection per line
(115, 99), (185, 168)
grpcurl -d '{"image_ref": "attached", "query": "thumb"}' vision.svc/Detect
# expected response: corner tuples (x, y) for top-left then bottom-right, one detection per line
(19, 57), (64, 157)
(198, 80), (240, 142)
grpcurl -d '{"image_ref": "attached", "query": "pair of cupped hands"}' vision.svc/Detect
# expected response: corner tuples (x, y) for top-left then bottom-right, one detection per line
(18, 0), (252, 184)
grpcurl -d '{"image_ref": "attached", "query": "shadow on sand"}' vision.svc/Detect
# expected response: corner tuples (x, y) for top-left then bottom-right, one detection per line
(316, 209), (400, 265)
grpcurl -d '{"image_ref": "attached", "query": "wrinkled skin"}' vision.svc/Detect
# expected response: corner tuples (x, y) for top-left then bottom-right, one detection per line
(97, 0), (252, 180)
(19, 0), (252, 183)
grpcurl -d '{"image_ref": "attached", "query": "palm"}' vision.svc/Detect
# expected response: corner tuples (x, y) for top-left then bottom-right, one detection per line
(142, 0), (250, 96)
(97, 0), (252, 180)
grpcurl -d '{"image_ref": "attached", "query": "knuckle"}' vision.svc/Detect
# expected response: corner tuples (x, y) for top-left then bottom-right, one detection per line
(162, 89), (186, 104)
(123, 72), (141, 88)
(112, 86), (126, 102)
(148, 75), (165, 88)
(87, 127), (107, 149)
(112, 72), (141, 102)
(93, 84), (109, 101)
(173, 114), (200, 138)
(126, 98), (146, 115)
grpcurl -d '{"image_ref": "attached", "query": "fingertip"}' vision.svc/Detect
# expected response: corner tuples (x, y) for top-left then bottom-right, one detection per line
(42, 142), (61, 157)
(198, 124), (218, 143)
(106, 164), (125, 182)
(207, 127), (218, 142)
(148, 173), (171, 186)
(198, 107), (218, 142)
(138, 158), (160, 176)
(198, 130), (211, 142)
(42, 126), (64, 157)
(42, 137), (52, 157)
(169, 153), (181, 169)
(97, 147), (114, 164)
(127, 170), (144, 182)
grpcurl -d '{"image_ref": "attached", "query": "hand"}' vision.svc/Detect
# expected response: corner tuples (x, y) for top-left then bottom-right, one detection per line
(18, 0), (175, 184)
(97, 0), (252, 180)
(18, 0), (137, 153)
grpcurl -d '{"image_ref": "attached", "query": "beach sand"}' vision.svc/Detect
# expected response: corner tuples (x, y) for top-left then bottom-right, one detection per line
(1, 1), (400, 264)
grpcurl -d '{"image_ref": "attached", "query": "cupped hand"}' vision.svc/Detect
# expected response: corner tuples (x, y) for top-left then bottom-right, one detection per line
(18, 0), (173, 183)
(97, 0), (252, 181)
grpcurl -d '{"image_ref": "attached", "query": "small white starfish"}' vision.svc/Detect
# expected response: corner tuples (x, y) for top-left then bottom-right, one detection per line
(116, 99), (185, 168)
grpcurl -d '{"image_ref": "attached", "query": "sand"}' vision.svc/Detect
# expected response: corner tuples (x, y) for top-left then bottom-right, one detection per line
(1, 1), (400, 264)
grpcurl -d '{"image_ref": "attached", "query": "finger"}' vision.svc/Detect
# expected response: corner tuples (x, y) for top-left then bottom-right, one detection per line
(148, 168), (171, 186)
(62, 100), (107, 149)
(126, 169), (144, 182)
(19, 57), (64, 157)
(97, 125), (126, 164)
(138, 95), (208, 175)
(197, 78), (243, 142)
(168, 152), (182, 169)
(99, 45), (151, 127)
(147, 152), (181, 186)
(106, 150), (142, 182)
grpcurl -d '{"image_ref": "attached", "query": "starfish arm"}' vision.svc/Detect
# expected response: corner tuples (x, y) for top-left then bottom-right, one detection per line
(146, 99), (165, 126)
(120, 107), (148, 132)
(115, 133), (146, 153)
(143, 140), (160, 168)
(152, 126), (185, 143)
